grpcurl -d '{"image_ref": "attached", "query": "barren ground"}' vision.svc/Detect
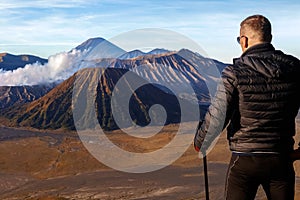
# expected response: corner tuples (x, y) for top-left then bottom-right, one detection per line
(0, 122), (300, 200)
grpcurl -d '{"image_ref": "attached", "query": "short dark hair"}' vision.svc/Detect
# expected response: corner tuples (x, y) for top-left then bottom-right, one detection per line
(240, 14), (272, 42)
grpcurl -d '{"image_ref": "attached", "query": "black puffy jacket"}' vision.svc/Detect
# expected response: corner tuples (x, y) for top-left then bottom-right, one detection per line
(194, 43), (300, 153)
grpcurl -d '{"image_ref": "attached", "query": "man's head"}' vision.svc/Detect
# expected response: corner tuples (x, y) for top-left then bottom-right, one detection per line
(238, 14), (272, 52)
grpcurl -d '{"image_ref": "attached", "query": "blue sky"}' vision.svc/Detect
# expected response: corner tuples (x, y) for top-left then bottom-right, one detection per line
(1, 0), (300, 63)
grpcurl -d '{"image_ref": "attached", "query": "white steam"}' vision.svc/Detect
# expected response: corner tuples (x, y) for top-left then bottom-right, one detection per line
(0, 49), (91, 86)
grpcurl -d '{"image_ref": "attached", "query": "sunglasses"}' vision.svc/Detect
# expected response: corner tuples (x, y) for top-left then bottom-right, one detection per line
(237, 35), (247, 44)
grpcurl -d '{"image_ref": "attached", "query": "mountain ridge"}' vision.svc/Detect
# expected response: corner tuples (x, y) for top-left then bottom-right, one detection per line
(3, 68), (204, 130)
(0, 84), (55, 110)
(118, 48), (172, 60)
(0, 37), (227, 131)
(0, 53), (47, 71)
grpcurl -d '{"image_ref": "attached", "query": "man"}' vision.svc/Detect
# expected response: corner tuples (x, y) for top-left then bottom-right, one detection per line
(194, 14), (300, 200)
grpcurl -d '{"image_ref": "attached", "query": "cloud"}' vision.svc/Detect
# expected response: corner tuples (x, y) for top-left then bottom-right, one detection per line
(0, 49), (86, 86)
(0, 37), (128, 86)
(0, 0), (93, 9)
(0, 0), (300, 63)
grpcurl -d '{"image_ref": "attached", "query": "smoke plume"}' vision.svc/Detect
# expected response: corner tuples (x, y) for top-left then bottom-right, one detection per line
(0, 49), (88, 86)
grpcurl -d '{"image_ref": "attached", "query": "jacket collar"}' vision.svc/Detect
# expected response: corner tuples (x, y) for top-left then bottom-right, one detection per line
(241, 42), (275, 57)
(234, 43), (275, 64)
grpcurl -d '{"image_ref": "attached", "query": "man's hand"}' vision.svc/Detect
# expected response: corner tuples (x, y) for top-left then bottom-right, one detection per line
(194, 120), (204, 152)
(289, 148), (300, 161)
(194, 143), (200, 152)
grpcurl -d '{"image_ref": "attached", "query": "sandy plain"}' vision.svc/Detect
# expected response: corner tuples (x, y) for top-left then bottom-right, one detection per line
(0, 121), (300, 200)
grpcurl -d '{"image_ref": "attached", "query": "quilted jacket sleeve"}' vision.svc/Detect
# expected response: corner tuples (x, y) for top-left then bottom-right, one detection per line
(194, 65), (237, 154)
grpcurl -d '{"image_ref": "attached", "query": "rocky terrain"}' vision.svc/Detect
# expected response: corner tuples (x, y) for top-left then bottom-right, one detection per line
(0, 85), (54, 109)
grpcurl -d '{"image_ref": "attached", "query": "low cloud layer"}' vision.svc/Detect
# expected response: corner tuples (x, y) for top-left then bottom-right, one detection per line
(0, 49), (88, 86)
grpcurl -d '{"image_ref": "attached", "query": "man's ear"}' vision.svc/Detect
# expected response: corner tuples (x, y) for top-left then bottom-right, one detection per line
(241, 37), (248, 52)
(244, 37), (249, 48)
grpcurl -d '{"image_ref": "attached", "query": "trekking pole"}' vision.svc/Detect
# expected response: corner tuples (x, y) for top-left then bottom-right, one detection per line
(196, 121), (210, 200)
(203, 153), (210, 200)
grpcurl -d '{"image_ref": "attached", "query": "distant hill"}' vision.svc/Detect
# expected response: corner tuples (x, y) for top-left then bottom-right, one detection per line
(74, 37), (106, 52)
(0, 84), (55, 110)
(118, 50), (146, 59)
(0, 53), (47, 71)
(118, 48), (171, 59)
(73, 37), (126, 60)
(147, 48), (171, 55)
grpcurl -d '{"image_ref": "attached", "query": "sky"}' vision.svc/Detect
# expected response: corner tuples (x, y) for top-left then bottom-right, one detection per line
(1, 0), (300, 63)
